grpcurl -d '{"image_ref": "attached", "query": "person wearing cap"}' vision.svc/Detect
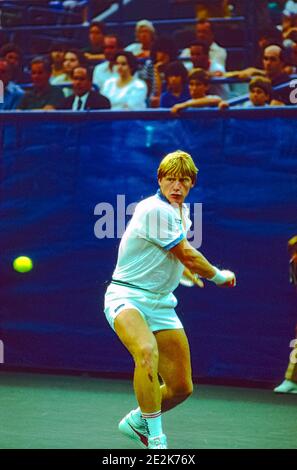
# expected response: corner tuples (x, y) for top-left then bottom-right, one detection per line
(125, 19), (156, 59)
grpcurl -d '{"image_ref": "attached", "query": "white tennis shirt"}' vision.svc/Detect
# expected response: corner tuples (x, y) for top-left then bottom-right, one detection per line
(112, 190), (192, 295)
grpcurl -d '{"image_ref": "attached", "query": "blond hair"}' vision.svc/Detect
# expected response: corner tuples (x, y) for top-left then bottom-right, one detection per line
(157, 150), (198, 184)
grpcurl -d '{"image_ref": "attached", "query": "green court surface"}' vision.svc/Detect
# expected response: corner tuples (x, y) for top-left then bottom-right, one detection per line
(0, 372), (296, 449)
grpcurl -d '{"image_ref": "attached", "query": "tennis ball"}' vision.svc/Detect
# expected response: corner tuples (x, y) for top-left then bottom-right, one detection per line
(13, 256), (33, 273)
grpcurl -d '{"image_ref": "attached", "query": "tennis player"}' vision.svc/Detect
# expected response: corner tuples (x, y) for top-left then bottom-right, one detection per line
(104, 150), (236, 449)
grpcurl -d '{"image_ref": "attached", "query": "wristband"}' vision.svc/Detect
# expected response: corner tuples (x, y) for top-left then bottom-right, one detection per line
(209, 267), (227, 285)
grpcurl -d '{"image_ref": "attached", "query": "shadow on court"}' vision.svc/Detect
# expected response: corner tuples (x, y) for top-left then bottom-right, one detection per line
(0, 372), (296, 449)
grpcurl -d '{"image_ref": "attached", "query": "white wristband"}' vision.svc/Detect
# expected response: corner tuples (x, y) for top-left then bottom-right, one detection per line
(209, 267), (227, 285)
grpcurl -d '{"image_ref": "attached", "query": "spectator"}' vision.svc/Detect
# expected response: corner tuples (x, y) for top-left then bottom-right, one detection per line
(51, 48), (85, 97)
(283, 34), (297, 73)
(280, 9), (297, 43)
(0, 43), (28, 83)
(0, 58), (24, 110)
(82, 21), (105, 63)
(171, 68), (222, 114)
(102, 51), (147, 110)
(255, 27), (283, 68)
(187, 39), (229, 98)
(160, 61), (190, 108)
(226, 45), (292, 104)
(125, 19), (156, 59)
(242, 77), (273, 107)
(140, 36), (178, 108)
(264, 45), (293, 104)
(180, 20), (227, 69)
(101, 51), (147, 110)
(18, 57), (64, 110)
(49, 44), (65, 82)
(59, 65), (110, 110)
(92, 34), (122, 91)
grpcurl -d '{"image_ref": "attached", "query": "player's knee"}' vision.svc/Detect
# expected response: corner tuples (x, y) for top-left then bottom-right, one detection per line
(135, 342), (159, 370)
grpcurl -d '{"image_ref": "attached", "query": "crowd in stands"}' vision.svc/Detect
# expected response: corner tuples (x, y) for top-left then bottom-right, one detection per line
(1, 1), (297, 112)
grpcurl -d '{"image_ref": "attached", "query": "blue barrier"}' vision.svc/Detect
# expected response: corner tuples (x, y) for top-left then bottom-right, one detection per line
(0, 109), (296, 384)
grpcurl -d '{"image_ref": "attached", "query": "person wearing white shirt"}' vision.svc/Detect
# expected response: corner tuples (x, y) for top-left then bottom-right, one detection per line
(101, 51), (147, 109)
(180, 19), (227, 69)
(104, 150), (236, 449)
(92, 34), (121, 91)
(125, 19), (155, 59)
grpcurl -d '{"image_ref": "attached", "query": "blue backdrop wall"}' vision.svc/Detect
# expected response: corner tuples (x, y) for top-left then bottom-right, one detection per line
(0, 109), (296, 384)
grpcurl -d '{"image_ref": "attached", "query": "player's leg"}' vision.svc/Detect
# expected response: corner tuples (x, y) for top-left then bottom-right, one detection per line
(154, 328), (193, 412)
(115, 308), (167, 448)
(114, 308), (161, 412)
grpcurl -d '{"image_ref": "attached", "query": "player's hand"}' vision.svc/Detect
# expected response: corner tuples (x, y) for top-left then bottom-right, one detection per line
(218, 270), (236, 288)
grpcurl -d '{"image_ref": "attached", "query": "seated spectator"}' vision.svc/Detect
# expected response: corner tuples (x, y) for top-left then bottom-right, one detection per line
(255, 27), (283, 68)
(101, 51), (147, 109)
(51, 48), (85, 97)
(0, 43), (29, 84)
(242, 77), (273, 107)
(279, 9), (297, 42)
(92, 34), (122, 91)
(180, 20), (227, 69)
(187, 39), (229, 98)
(18, 57), (64, 110)
(225, 44), (292, 104)
(171, 68), (222, 114)
(82, 21), (105, 63)
(283, 33), (297, 73)
(139, 36), (178, 107)
(59, 65), (110, 110)
(49, 44), (65, 82)
(160, 61), (190, 108)
(125, 19), (156, 59)
(0, 58), (24, 110)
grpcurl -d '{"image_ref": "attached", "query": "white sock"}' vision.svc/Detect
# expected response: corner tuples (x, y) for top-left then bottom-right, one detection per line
(142, 410), (163, 438)
(131, 407), (144, 427)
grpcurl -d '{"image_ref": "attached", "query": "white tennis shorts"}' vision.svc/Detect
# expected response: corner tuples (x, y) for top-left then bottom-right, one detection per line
(104, 283), (183, 332)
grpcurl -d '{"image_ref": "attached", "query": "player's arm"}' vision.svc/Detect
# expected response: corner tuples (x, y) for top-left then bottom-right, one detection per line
(170, 238), (236, 287)
(182, 267), (204, 288)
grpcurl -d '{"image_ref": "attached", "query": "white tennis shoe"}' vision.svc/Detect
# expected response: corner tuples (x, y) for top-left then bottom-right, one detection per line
(274, 379), (297, 394)
(118, 410), (148, 448)
(148, 434), (168, 449)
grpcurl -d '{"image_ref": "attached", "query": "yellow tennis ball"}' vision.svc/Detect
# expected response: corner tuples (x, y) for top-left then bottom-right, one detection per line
(13, 256), (33, 273)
